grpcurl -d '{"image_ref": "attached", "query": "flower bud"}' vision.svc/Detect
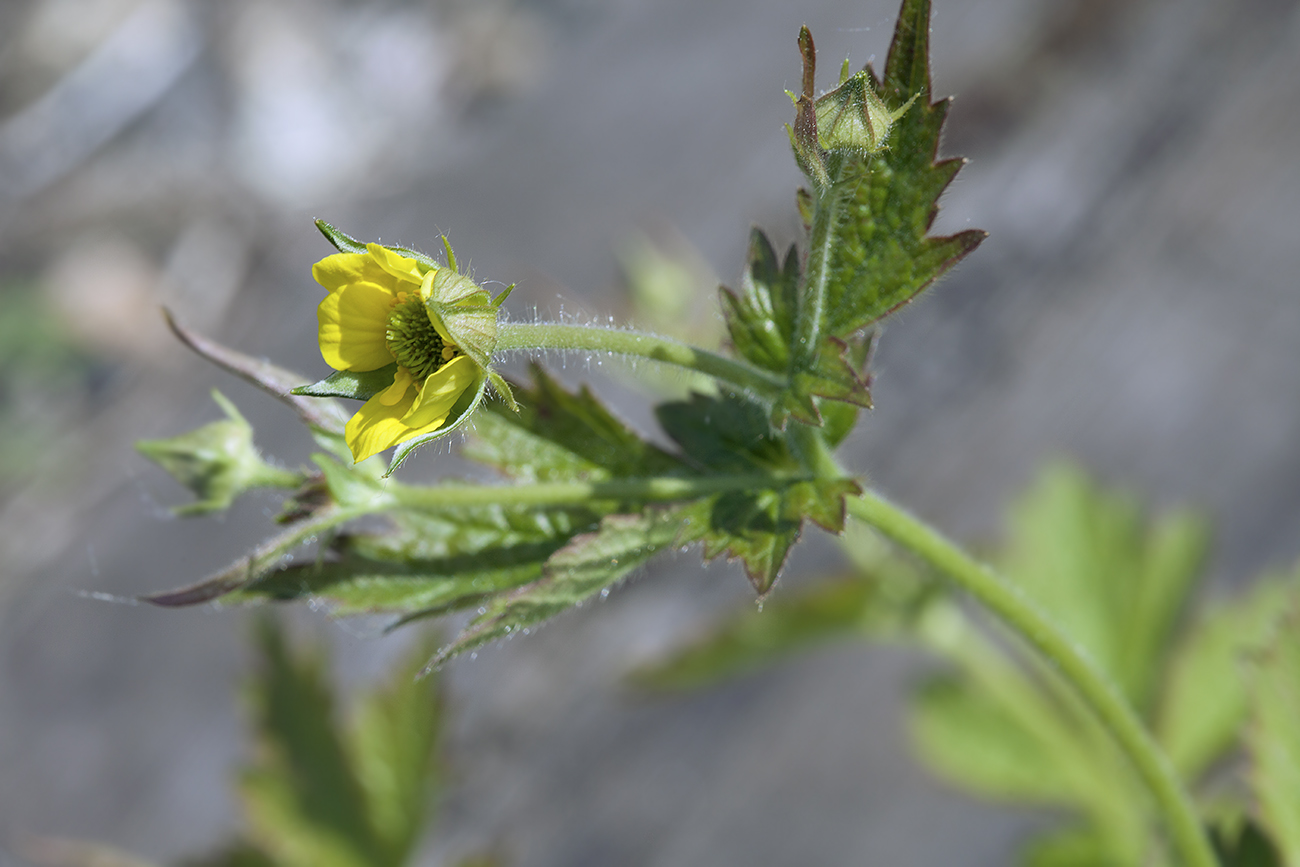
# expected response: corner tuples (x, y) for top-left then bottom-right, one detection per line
(136, 390), (303, 515)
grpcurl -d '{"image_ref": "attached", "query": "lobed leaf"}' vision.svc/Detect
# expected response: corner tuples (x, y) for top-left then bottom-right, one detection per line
(1246, 591), (1300, 865)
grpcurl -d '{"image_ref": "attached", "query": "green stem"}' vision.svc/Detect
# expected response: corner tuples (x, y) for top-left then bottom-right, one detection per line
(497, 322), (786, 398)
(792, 163), (845, 369)
(385, 473), (795, 511)
(845, 489), (1217, 867)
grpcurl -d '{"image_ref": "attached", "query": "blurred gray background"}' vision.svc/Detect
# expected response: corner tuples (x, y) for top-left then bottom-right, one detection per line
(1, 0), (1298, 864)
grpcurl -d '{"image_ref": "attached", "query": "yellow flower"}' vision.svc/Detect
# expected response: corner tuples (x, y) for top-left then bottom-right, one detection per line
(313, 243), (485, 463)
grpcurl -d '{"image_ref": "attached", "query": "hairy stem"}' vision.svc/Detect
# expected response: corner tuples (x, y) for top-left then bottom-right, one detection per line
(386, 473), (803, 511)
(497, 323), (786, 398)
(845, 489), (1218, 867)
(792, 167), (846, 370)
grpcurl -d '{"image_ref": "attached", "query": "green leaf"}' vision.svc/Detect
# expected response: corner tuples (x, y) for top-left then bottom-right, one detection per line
(229, 506), (597, 617)
(911, 673), (1084, 805)
(431, 506), (692, 666)
(656, 391), (862, 590)
(1000, 463), (1208, 711)
(201, 617), (443, 867)
(292, 364), (398, 402)
(464, 364), (685, 482)
(632, 556), (938, 691)
(719, 228), (800, 375)
(1247, 591), (1300, 864)
(348, 635), (443, 864)
(1156, 574), (1295, 779)
(813, 0), (986, 339)
(1211, 820), (1284, 867)
(238, 618), (382, 867)
(1021, 827), (1122, 867)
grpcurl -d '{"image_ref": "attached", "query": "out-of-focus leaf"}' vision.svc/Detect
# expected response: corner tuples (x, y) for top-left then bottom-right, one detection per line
(238, 622), (378, 867)
(1020, 827), (1120, 867)
(1246, 593), (1300, 865)
(1001, 463), (1208, 711)
(1157, 575), (1294, 779)
(1211, 819), (1283, 867)
(632, 559), (938, 691)
(204, 618), (443, 867)
(348, 636), (443, 864)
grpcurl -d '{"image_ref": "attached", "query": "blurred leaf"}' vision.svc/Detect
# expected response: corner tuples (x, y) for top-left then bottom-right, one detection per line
(1000, 463), (1208, 711)
(1157, 574), (1294, 779)
(1246, 592), (1300, 865)
(1021, 827), (1123, 867)
(1211, 819), (1283, 867)
(348, 635), (443, 864)
(812, 0), (986, 340)
(633, 558), (937, 691)
(202, 618), (444, 867)
(238, 619), (379, 867)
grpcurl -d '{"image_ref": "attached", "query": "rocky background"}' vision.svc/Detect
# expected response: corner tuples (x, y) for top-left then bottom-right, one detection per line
(1, 0), (1297, 864)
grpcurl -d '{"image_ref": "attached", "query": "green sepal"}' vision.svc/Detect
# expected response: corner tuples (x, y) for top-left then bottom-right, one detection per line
(292, 364), (399, 402)
(424, 268), (497, 371)
(813, 70), (918, 155)
(486, 370), (518, 412)
(315, 219), (368, 255)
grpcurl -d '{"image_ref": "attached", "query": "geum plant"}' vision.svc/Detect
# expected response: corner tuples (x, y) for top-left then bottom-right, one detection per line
(136, 1), (1299, 865)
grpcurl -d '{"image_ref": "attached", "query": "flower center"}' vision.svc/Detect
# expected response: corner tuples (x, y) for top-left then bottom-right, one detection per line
(386, 295), (455, 380)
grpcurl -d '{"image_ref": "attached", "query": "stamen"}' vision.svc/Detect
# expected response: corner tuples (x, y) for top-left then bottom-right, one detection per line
(386, 296), (455, 380)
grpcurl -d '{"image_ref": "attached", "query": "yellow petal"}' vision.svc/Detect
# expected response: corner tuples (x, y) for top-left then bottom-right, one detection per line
(317, 282), (396, 371)
(312, 252), (395, 293)
(378, 367), (415, 406)
(402, 355), (477, 428)
(366, 244), (424, 286)
(345, 389), (419, 463)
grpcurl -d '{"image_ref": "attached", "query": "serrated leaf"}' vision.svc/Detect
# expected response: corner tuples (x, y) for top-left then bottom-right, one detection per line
(464, 364), (684, 482)
(228, 506), (597, 617)
(813, 0), (986, 339)
(1247, 593), (1300, 865)
(656, 391), (794, 473)
(292, 364), (398, 402)
(432, 507), (692, 666)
